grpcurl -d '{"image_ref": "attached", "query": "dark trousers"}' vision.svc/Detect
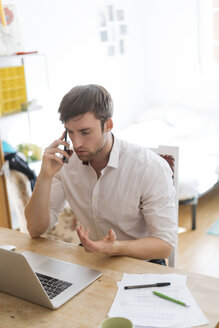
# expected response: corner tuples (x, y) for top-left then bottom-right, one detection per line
(148, 258), (166, 266)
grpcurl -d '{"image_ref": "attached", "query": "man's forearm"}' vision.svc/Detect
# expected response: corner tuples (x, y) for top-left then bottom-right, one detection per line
(76, 226), (173, 260)
(25, 173), (53, 237)
(109, 236), (172, 260)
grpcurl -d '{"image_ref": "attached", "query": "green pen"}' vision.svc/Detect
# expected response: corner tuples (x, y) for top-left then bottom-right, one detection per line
(153, 291), (190, 307)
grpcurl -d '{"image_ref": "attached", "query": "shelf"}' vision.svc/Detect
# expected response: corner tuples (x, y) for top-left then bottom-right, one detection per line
(0, 104), (42, 120)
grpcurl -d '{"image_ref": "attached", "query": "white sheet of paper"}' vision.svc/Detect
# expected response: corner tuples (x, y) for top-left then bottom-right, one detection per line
(108, 273), (208, 328)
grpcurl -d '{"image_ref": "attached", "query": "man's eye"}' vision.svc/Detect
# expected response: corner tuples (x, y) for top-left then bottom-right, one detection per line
(81, 131), (90, 135)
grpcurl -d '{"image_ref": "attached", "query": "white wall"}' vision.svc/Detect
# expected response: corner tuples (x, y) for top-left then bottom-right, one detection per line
(1, 0), (219, 149)
(141, 0), (219, 113)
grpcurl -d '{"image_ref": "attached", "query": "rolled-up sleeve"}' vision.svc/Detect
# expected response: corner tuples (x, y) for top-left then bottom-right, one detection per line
(141, 158), (177, 247)
(46, 173), (67, 232)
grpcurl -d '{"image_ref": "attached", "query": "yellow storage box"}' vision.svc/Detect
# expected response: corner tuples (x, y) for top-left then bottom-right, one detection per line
(0, 65), (27, 116)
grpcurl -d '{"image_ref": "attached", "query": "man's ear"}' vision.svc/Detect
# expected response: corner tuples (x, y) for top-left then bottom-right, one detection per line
(105, 118), (113, 132)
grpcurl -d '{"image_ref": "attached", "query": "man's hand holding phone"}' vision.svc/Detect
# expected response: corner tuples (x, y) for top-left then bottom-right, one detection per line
(41, 130), (73, 179)
(63, 129), (71, 164)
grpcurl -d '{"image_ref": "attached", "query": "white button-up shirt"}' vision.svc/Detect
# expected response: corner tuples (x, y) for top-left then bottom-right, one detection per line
(49, 136), (177, 246)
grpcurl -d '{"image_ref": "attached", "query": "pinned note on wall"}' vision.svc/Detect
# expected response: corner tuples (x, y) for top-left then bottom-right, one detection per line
(0, 4), (24, 56)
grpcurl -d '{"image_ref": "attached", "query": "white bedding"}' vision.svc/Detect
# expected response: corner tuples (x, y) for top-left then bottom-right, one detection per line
(117, 106), (219, 201)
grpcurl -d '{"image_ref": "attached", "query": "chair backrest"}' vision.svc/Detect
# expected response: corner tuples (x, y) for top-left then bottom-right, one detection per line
(150, 145), (179, 267)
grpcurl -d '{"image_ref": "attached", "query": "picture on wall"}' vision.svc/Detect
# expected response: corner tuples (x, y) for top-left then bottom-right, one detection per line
(0, 4), (24, 56)
(98, 2), (127, 57)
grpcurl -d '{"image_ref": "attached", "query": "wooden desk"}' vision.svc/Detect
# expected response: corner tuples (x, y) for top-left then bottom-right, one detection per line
(0, 228), (218, 328)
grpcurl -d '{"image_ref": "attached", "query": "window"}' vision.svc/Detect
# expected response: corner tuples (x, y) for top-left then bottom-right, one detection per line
(213, 0), (219, 63)
(199, 0), (219, 76)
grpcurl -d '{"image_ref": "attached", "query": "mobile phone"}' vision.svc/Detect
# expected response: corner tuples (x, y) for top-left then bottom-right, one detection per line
(63, 129), (70, 164)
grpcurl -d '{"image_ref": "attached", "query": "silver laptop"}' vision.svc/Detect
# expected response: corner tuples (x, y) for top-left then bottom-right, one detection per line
(0, 248), (102, 309)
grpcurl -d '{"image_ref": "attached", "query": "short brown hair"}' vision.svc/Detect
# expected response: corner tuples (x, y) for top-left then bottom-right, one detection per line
(58, 84), (113, 129)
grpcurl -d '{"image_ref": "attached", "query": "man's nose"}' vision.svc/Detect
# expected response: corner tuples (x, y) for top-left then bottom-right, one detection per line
(72, 135), (83, 149)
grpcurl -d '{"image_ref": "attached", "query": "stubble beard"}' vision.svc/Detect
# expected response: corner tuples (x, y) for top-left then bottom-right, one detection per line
(75, 134), (107, 162)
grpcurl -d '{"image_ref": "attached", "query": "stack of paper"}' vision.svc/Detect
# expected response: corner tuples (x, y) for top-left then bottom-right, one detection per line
(108, 273), (208, 328)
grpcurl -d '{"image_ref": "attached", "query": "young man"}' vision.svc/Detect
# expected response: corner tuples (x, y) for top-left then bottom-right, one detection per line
(25, 84), (177, 263)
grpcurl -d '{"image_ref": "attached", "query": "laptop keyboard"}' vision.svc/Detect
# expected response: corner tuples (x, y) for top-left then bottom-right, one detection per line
(36, 272), (73, 299)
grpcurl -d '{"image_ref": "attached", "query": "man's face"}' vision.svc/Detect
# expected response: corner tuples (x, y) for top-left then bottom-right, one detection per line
(65, 112), (109, 162)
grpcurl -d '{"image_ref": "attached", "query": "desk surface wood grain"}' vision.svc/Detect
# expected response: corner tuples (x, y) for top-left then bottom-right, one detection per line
(0, 227), (218, 328)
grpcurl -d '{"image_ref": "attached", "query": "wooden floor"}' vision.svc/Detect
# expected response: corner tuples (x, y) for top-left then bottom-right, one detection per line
(177, 183), (219, 278)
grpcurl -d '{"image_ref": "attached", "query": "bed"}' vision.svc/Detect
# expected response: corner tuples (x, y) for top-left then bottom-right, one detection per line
(117, 105), (219, 229)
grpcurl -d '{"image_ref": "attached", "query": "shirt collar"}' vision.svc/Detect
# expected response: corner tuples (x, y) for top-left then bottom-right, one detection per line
(81, 134), (120, 169)
(107, 134), (120, 169)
